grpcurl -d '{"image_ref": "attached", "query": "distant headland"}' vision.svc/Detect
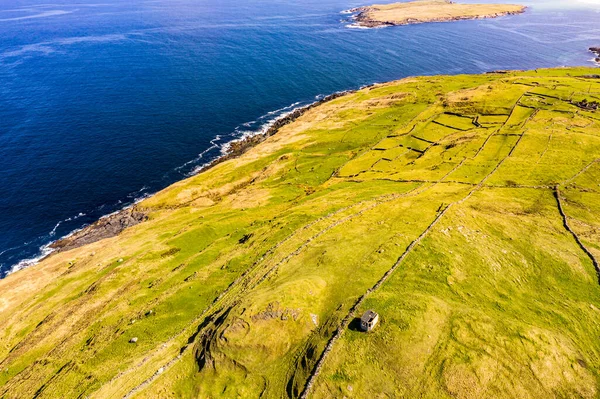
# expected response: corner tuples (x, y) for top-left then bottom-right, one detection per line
(345, 0), (526, 28)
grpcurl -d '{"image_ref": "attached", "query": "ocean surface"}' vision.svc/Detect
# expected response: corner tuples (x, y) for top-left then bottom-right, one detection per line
(1, 0), (599, 276)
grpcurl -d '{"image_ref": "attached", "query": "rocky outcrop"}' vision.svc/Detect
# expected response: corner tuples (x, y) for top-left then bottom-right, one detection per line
(50, 207), (147, 253)
(590, 47), (600, 64)
(572, 98), (599, 111)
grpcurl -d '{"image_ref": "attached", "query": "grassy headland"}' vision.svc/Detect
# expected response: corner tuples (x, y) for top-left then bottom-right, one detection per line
(348, 0), (526, 28)
(1, 68), (600, 398)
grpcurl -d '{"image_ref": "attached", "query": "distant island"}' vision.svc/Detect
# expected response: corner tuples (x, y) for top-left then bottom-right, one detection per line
(346, 0), (526, 28)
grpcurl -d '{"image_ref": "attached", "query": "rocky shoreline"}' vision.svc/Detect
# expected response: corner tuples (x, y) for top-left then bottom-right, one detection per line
(345, 2), (526, 28)
(200, 91), (351, 170)
(50, 207), (148, 253)
(590, 47), (600, 65)
(48, 90), (354, 255)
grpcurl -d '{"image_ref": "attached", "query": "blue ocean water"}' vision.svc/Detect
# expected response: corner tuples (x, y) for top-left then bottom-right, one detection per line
(0, 0), (599, 276)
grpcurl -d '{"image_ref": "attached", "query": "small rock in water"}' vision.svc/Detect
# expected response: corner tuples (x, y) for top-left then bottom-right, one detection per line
(129, 337), (138, 343)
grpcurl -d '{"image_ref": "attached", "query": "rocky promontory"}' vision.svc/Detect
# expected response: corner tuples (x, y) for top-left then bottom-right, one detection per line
(50, 207), (148, 253)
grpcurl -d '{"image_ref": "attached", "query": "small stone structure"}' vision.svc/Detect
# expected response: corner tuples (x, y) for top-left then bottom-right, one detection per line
(360, 310), (379, 332)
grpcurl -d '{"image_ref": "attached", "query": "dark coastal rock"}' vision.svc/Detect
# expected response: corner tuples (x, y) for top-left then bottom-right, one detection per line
(589, 47), (600, 64)
(50, 207), (147, 253)
(353, 10), (395, 28)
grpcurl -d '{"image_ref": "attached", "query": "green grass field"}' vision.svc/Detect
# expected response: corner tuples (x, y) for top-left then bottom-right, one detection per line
(1, 68), (600, 398)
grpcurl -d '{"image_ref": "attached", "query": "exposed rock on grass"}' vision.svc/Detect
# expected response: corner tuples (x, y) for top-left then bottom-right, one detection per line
(50, 207), (147, 253)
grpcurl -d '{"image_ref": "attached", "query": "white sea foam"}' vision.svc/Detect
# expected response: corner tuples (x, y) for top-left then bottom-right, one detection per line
(132, 192), (153, 204)
(0, 246), (20, 257)
(48, 212), (87, 237)
(127, 186), (150, 199)
(263, 102), (301, 117)
(1, 43), (56, 58)
(1, 33), (129, 59)
(484, 22), (600, 44)
(49, 221), (63, 236)
(5, 244), (55, 277)
(346, 23), (385, 30)
(174, 135), (223, 173)
(0, 10), (73, 22)
(2, 4), (112, 11)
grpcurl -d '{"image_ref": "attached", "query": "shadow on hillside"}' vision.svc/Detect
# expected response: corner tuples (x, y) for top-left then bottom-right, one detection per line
(348, 317), (363, 332)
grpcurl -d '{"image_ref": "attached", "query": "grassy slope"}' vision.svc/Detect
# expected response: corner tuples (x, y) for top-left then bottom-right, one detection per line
(1, 68), (600, 399)
(359, 0), (525, 25)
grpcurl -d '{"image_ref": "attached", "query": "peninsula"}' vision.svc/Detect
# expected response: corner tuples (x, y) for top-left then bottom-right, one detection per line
(1, 68), (600, 398)
(347, 0), (526, 28)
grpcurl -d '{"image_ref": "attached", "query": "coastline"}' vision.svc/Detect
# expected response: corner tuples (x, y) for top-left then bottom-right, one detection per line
(590, 47), (600, 65)
(7, 88), (358, 275)
(344, 2), (527, 29)
(3, 67), (600, 398)
(13, 59), (595, 275)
